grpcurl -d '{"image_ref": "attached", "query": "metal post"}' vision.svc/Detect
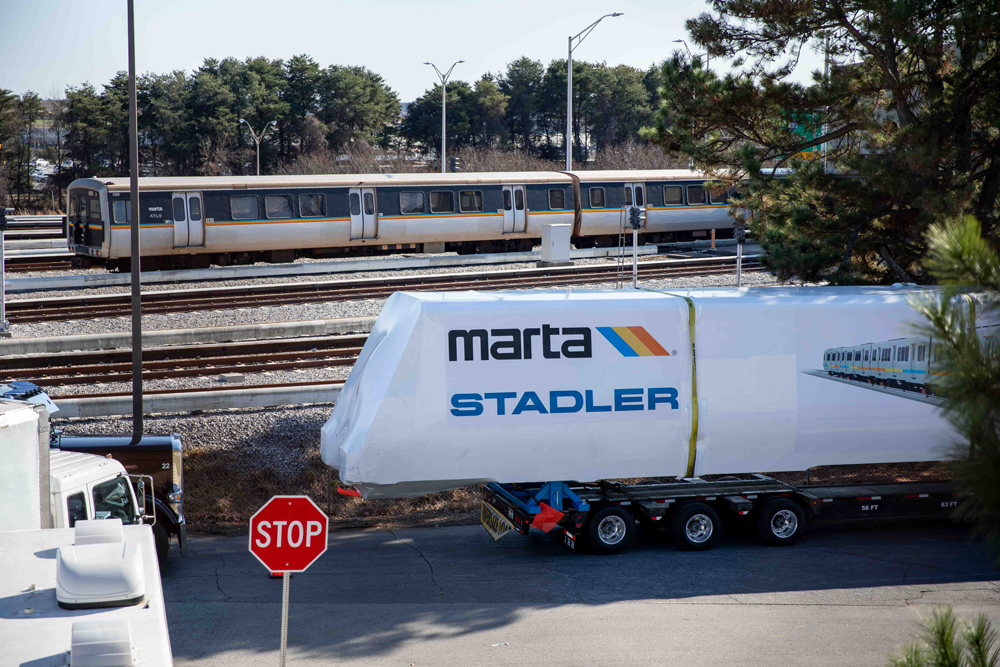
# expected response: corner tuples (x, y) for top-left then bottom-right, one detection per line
(566, 36), (573, 171)
(441, 82), (447, 174)
(710, 228), (716, 249)
(736, 242), (743, 287)
(632, 226), (638, 289)
(279, 571), (290, 667)
(0, 217), (9, 338)
(256, 139), (260, 177)
(127, 0), (143, 444)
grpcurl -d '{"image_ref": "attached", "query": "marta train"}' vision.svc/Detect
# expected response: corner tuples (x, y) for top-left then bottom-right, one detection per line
(823, 325), (999, 394)
(65, 170), (738, 271)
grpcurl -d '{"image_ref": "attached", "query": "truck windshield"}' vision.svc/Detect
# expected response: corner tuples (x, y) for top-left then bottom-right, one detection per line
(92, 475), (137, 524)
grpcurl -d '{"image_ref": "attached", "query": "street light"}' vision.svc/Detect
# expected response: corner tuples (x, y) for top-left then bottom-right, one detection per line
(673, 39), (710, 71)
(567, 12), (622, 171)
(425, 60), (464, 174)
(239, 118), (277, 176)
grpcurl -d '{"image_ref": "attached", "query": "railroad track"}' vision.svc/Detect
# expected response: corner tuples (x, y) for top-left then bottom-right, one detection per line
(4, 257), (74, 273)
(7, 255), (763, 324)
(1, 335), (364, 388)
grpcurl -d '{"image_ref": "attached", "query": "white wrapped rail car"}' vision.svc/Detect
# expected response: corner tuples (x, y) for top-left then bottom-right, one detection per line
(321, 286), (956, 500)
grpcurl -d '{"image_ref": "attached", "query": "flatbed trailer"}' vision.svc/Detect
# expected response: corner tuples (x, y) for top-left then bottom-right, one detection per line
(480, 475), (958, 554)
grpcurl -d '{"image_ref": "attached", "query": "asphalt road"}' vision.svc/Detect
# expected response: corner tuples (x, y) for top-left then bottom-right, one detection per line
(163, 519), (999, 667)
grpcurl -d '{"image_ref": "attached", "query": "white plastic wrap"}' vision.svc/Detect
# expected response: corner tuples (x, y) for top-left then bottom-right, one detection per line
(321, 287), (954, 498)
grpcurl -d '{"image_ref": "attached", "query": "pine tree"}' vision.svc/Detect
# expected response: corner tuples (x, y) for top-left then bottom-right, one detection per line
(910, 215), (1000, 555)
(649, 1), (1000, 284)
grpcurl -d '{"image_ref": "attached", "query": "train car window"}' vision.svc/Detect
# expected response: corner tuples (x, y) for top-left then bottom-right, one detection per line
(503, 190), (512, 211)
(299, 194), (326, 217)
(265, 195), (292, 219)
(173, 197), (187, 222)
(113, 200), (131, 223)
(688, 185), (706, 204)
(399, 191), (425, 214)
(633, 186), (644, 207)
(430, 191), (454, 214)
(364, 192), (375, 215)
(460, 190), (483, 212)
(589, 187), (605, 208)
(548, 189), (565, 209)
(709, 187), (730, 204)
(350, 193), (362, 216)
(231, 196), (259, 220)
(917, 345), (925, 361)
(663, 186), (683, 205)
(514, 189), (524, 211)
(623, 188), (633, 206)
(189, 196), (202, 221)
(865, 350), (869, 361)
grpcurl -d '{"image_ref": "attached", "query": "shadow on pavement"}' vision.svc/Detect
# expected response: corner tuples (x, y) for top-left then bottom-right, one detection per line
(162, 519), (998, 661)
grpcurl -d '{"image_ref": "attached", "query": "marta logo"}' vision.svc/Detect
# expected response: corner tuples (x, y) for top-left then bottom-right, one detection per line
(597, 326), (670, 357)
(447, 325), (671, 361)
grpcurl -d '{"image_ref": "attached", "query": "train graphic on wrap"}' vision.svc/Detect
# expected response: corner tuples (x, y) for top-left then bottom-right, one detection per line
(822, 325), (999, 395)
(64, 170), (738, 271)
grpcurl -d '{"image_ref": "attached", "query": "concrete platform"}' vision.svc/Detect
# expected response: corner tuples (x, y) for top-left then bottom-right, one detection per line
(5, 245), (659, 293)
(0, 316), (377, 355)
(54, 382), (344, 418)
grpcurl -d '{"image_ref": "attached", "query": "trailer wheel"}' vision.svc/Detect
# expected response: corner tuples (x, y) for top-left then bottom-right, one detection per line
(672, 502), (721, 551)
(756, 498), (805, 546)
(586, 506), (635, 554)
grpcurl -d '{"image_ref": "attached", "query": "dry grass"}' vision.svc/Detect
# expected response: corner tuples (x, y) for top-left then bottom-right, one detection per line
(183, 444), (480, 530)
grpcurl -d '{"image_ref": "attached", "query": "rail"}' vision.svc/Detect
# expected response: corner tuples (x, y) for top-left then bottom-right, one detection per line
(5, 255), (763, 324)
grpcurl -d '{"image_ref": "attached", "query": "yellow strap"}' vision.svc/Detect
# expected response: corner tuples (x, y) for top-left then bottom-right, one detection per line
(639, 288), (699, 476)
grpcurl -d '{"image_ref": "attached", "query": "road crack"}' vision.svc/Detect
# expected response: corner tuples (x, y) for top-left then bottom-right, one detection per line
(386, 529), (445, 601)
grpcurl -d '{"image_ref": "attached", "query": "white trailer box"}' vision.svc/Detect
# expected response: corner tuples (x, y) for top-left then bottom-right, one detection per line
(321, 287), (956, 498)
(0, 400), (42, 529)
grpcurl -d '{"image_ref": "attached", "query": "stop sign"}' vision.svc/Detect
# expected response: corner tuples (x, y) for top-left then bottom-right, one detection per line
(249, 496), (329, 573)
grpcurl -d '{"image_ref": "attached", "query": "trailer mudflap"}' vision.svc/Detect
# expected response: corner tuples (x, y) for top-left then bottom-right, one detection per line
(481, 486), (532, 535)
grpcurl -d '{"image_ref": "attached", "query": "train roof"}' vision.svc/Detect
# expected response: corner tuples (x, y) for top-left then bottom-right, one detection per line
(81, 169), (717, 192)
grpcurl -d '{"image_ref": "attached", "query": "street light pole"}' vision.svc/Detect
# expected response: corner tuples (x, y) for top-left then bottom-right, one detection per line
(127, 0), (142, 445)
(673, 39), (709, 71)
(567, 13), (623, 171)
(239, 119), (277, 176)
(425, 61), (464, 174)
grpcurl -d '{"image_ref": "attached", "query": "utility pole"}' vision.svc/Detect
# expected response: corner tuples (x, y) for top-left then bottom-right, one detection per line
(126, 0), (142, 444)
(425, 61), (464, 174)
(567, 13), (623, 171)
(239, 119), (277, 176)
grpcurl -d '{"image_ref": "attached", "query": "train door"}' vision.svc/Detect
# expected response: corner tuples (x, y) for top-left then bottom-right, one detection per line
(172, 192), (205, 248)
(350, 187), (378, 240)
(624, 183), (647, 226)
(502, 185), (527, 233)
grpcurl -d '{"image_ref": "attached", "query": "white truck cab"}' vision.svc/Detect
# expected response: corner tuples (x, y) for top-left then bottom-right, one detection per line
(48, 450), (150, 528)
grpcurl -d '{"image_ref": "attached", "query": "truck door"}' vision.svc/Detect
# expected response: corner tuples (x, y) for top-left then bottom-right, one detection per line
(502, 185), (527, 233)
(349, 187), (378, 240)
(172, 192), (205, 248)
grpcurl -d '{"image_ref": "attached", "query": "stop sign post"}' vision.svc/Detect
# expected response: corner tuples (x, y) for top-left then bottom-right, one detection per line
(249, 496), (329, 667)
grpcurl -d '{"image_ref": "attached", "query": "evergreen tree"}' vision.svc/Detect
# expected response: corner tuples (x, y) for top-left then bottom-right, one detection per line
(911, 215), (1000, 556)
(649, 0), (1000, 284)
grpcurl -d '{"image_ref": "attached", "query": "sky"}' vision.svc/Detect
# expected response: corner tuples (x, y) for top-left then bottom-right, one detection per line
(0, 0), (827, 102)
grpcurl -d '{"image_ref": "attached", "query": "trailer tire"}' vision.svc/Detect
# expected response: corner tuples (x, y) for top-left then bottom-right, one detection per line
(672, 502), (721, 551)
(586, 506), (635, 554)
(756, 498), (805, 546)
(153, 521), (170, 565)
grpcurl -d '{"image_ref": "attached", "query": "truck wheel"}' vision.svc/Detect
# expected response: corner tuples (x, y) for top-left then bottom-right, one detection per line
(586, 506), (635, 555)
(756, 498), (805, 546)
(153, 522), (170, 565)
(672, 502), (721, 551)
